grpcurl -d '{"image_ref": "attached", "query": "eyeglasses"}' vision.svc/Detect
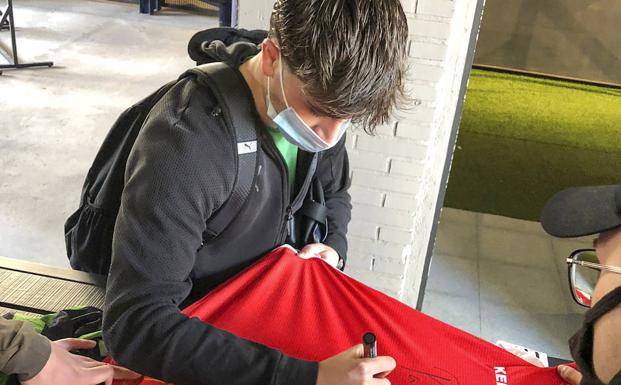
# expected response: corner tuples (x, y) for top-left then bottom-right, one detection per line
(567, 249), (621, 307)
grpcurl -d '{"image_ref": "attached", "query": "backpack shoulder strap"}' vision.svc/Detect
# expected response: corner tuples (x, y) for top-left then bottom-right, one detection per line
(187, 62), (259, 239)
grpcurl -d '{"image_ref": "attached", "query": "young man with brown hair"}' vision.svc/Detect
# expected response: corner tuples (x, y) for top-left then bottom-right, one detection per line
(102, 0), (409, 384)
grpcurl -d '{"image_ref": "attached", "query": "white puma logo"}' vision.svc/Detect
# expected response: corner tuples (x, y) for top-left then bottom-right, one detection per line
(237, 141), (257, 154)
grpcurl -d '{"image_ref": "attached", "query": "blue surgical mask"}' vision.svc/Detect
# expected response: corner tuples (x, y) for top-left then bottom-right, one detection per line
(266, 53), (348, 153)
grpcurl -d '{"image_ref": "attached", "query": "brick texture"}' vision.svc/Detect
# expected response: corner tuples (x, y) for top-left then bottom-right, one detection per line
(417, 0), (456, 18)
(345, 0), (482, 302)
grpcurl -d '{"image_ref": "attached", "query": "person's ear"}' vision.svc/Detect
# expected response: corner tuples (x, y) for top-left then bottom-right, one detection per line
(261, 38), (280, 78)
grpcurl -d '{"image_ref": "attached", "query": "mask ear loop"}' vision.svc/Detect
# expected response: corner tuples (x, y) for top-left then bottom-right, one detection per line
(265, 72), (279, 120)
(278, 50), (292, 109)
(263, 41), (275, 115)
(265, 46), (290, 117)
(265, 70), (271, 107)
(266, 65), (270, 96)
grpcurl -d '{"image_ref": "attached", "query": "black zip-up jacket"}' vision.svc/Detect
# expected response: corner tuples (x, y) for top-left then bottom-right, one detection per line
(102, 38), (352, 385)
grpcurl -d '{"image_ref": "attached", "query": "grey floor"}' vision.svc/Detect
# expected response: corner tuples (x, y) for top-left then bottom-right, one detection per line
(0, 0), (216, 266)
(2, 0), (585, 361)
(423, 207), (589, 359)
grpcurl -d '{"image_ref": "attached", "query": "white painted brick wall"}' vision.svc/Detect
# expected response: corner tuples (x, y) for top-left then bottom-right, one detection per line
(395, 121), (432, 141)
(418, 0), (456, 18)
(408, 19), (453, 40)
(348, 186), (383, 206)
(410, 42), (449, 61)
(351, 204), (413, 228)
(348, 152), (390, 173)
(401, 0), (418, 14)
(379, 227), (413, 244)
(401, 0), (484, 305)
(348, 221), (379, 240)
(238, 0), (274, 29)
(390, 159), (425, 178)
(238, 0), (482, 301)
(352, 171), (420, 196)
(356, 136), (428, 159)
(408, 61), (446, 82)
(384, 192), (418, 212)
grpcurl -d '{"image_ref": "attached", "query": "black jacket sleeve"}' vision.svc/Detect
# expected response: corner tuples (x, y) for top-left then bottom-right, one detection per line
(315, 134), (352, 267)
(102, 79), (318, 385)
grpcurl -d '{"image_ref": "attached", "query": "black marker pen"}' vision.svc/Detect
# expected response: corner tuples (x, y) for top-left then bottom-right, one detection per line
(363, 332), (377, 358)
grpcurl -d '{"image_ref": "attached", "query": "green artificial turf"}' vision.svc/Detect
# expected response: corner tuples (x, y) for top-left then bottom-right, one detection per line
(444, 69), (621, 221)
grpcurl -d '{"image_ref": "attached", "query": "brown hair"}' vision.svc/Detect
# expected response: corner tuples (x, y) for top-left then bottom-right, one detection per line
(270, 0), (409, 134)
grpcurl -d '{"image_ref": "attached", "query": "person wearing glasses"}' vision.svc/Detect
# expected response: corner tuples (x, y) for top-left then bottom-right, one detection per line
(541, 184), (621, 385)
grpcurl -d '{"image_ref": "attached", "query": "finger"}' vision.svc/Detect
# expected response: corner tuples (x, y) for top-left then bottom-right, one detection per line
(56, 338), (97, 351)
(111, 365), (144, 380)
(348, 344), (365, 358)
(318, 250), (339, 267)
(557, 365), (582, 385)
(375, 368), (394, 378)
(298, 243), (329, 258)
(76, 355), (107, 367)
(370, 378), (391, 385)
(317, 249), (336, 259)
(360, 356), (397, 375)
(87, 365), (115, 385)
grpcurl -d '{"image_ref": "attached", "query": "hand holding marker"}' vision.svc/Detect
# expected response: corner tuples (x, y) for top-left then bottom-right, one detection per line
(315, 331), (393, 385)
(363, 332), (394, 381)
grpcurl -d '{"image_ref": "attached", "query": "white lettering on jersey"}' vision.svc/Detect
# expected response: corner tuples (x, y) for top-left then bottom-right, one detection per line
(494, 367), (508, 385)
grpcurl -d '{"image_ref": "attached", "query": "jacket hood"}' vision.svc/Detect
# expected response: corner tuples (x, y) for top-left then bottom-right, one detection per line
(188, 27), (268, 67)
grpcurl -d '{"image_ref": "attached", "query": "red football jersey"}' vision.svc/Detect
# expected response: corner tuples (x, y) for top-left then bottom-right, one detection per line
(117, 246), (569, 385)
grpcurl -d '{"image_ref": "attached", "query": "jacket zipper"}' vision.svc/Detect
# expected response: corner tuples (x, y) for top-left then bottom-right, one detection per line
(281, 153), (319, 244)
(259, 130), (291, 244)
(261, 130), (319, 245)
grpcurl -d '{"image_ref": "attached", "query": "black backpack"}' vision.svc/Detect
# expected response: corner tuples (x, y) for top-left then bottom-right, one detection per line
(64, 63), (261, 274)
(64, 64), (329, 275)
